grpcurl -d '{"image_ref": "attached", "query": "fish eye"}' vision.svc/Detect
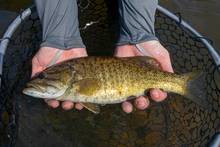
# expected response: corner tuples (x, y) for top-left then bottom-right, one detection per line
(38, 73), (46, 79)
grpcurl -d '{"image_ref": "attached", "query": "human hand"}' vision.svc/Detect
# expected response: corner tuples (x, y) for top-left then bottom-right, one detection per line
(31, 47), (87, 110)
(114, 40), (174, 113)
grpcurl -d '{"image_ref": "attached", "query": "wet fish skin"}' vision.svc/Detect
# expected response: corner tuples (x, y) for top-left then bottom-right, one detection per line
(23, 56), (208, 111)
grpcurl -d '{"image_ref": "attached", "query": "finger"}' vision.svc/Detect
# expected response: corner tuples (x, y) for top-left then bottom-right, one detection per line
(140, 41), (174, 73)
(122, 101), (133, 113)
(134, 96), (150, 110)
(45, 99), (60, 108)
(150, 89), (167, 102)
(61, 101), (74, 110)
(75, 103), (84, 110)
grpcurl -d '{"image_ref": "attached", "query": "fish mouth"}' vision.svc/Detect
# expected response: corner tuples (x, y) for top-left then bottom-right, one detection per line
(26, 82), (46, 92)
(22, 87), (41, 97)
(22, 82), (66, 99)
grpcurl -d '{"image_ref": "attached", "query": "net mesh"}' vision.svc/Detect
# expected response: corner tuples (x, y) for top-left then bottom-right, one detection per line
(0, 0), (220, 146)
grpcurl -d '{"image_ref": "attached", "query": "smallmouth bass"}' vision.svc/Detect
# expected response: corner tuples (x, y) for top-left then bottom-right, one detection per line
(23, 56), (209, 113)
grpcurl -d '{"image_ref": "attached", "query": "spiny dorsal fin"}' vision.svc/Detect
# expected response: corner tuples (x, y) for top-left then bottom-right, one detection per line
(120, 56), (162, 69)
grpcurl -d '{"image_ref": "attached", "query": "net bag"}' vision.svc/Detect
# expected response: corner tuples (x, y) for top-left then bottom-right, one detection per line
(0, 1), (220, 146)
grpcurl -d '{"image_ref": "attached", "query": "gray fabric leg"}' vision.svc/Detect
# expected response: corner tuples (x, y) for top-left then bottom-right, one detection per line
(117, 0), (158, 45)
(35, 0), (85, 49)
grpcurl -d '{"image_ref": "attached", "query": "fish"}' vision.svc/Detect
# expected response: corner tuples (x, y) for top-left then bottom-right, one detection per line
(22, 56), (209, 113)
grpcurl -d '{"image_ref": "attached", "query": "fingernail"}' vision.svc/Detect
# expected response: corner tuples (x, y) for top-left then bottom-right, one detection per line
(136, 98), (144, 107)
(135, 97), (149, 110)
(62, 102), (74, 110)
(47, 100), (59, 108)
(122, 101), (133, 113)
(151, 90), (159, 98)
(75, 103), (83, 110)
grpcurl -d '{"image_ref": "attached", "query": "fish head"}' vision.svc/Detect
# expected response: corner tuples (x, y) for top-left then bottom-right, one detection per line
(23, 67), (73, 99)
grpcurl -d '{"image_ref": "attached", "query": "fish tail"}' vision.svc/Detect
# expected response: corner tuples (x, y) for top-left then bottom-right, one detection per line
(184, 71), (210, 109)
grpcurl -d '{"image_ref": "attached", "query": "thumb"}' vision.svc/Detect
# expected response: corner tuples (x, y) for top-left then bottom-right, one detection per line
(31, 57), (45, 77)
(156, 53), (174, 73)
(138, 41), (174, 73)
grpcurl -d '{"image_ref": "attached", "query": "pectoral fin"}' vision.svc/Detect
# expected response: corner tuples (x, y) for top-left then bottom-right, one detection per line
(81, 103), (100, 114)
(74, 78), (101, 96)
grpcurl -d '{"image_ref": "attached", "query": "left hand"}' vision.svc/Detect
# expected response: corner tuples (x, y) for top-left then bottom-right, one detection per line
(31, 47), (88, 110)
(114, 40), (174, 113)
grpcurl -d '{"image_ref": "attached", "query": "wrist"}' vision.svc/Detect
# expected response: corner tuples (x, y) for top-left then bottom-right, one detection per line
(115, 44), (138, 57)
(39, 46), (87, 54)
(34, 46), (87, 68)
(59, 47), (88, 58)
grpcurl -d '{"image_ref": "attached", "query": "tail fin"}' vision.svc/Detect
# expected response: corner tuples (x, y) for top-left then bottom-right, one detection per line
(184, 71), (210, 109)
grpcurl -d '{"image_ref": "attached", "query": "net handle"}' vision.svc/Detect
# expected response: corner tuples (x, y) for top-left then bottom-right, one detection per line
(0, 6), (34, 88)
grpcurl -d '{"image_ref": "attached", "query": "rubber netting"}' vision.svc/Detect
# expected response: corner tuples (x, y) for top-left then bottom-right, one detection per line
(0, 0), (220, 146)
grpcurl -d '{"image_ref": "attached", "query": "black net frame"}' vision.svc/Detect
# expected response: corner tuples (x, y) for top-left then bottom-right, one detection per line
(0, 2), (220, 147)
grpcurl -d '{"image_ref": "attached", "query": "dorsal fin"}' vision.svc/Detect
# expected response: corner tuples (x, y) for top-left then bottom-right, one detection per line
(120, 56), (162, 69)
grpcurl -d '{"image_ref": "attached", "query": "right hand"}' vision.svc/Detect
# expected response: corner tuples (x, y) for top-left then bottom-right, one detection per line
(115, 40), (174, 113)
(31, 47), (87, 110)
